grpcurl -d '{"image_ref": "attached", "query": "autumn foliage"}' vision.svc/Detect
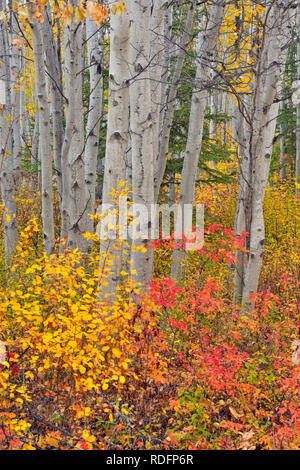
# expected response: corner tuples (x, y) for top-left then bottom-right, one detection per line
(0, 178), (299, 451)
(0, 0), (299, 453)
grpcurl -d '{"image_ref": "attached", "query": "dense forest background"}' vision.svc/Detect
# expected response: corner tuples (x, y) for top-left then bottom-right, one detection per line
(0, 0), (299, 450)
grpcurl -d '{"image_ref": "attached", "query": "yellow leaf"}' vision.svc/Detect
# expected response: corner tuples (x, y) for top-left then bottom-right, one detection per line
(74, 6), (86, 23)
(112, 347), (121, 358)
(23, 444), (36, 450)
(110, 5), (117, 14)
(11, 2), (18, 12)
(45, 435), (59, 448)
(82, 429), (96, 443)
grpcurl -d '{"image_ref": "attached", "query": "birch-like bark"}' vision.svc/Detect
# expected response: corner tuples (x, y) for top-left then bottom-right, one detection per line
(280, 114), (287, 182)
(85, 16), (104, 240)
(9, 7), (21, 187)
(280, 76), (287, 182)
(60, 1), (86, 252)
(30, 10), (55, 256)
(150, 0), (168, 160)
(233, 105), (250, 303)
(168, 154), (176, 205)
(30, 111), (39, 192)
(159, 2), (173, 134)
(125, 132), (132, 186)
(210, 89), (219, 145)
(171, 2), (226, 279)
(0, 6), (18, 266)
(100, 6), (130, 295)
(129, 0), (154, 286)
(154, 0), (197, 201)
(41, 4), (64, 205)
(19, 45), (26, 144)
(236, 3), (294, 305)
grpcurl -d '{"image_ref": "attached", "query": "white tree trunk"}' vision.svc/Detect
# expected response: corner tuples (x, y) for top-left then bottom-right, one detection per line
(19, 45), (27, 146)
(30, 10), (55, 256)
(171, 2), (225, 279)
(0, 5), (18, 266)
(159, 2), (173, 135)
(30, 111), (39, 192)
(150, 0), (168, 160)
(100, 5), (130, 295)
(41, 4), (64, 206)
(233, 105), (251, 304)
(210, 89), (219, 145)
(280, 76), (287, 182)
(85, 16), (104, 241)
(9, 8), (21, 187)
(154, 0), (197, 201)
(60, 0), (86, 252)
(237, 4), (293, 306)
(129, 0), (155, 286)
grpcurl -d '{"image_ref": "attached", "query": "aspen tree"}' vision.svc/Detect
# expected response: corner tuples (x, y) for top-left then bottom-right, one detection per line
(233, 103), (251, 304)
(60, 0), (86, 252)
(29, 7), (55, 256)
(154, 0), (197, 201)
(129, 0), (155, 285)
(171, 1), (226, 279)
(19, 45), (26, 146)
(0, 0), (18, 266)
(85, 16), (104, 241)
(150, 0), (168, 160)
(159, 1), (173, 135)
(100, 4), (130, 294)
(9, 3), (21, 187)
(40, 3), (64, 206)
(280, 77), (287, 182)
(234, 2), (294, 306)
(30, 112), (39, 192)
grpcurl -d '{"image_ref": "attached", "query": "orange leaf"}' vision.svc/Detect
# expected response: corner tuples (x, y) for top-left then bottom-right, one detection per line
(64, 4), (73, 26)
(11, 38), (22, 51)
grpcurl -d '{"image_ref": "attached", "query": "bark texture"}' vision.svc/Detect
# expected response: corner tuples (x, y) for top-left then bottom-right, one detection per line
(129, 0), (155, 286)
(100, 4), (130, 295)
(234, 3), (293, 306)
(30, 9), (55, 256)
(171, 2), (226, 279)
(0, 4), (18, 265)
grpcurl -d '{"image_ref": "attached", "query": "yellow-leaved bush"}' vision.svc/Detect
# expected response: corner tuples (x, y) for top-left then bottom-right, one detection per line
(0, 219), (165, 449)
